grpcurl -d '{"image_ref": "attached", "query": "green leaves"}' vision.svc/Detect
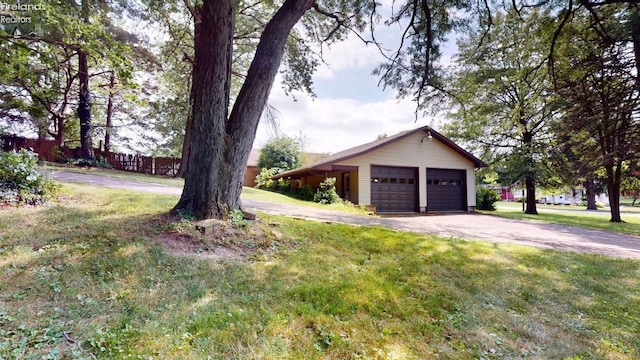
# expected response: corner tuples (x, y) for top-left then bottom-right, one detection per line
(257, 135), (302, 172)
(0, 149), (56, 205)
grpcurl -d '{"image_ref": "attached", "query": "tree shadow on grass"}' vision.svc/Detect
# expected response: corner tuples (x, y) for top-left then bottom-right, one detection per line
(2, 202), (639, 359)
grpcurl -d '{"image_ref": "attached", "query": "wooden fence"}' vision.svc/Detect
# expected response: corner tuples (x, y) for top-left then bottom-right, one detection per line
(0, 135), (181, 176)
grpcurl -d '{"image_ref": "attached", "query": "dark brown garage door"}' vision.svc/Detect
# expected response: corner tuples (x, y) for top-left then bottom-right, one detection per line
(371, 166), (417, 212)
(427, 168), (466, 212)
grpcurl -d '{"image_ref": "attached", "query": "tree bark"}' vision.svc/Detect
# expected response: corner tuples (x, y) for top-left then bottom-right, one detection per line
(78, 0), (94, 160)
(631, 6), (640, 88)
(523, 131), (538, 214)
(54, 115), (65, 148)
(605, 161), (623, 222)
(172, 0), (235, 219)
(173, 0), (315, 220)
(585, 177), (597, 210)
(78, 50), (94, 160)
(105, 72), (115, 154)
(524, 173), (538, 214)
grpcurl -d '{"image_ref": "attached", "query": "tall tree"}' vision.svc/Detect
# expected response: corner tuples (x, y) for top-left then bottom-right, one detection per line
(0, 0), (141, 157)
(443, 9), (560, 214)
(171, 0), (371, 219)
(78, 0), (94, 160)
(554, 6), (640, 222)
(173, 0), (313, 219)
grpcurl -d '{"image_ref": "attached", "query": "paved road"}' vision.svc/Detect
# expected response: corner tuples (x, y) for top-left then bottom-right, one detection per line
(50, 171), (640, 260)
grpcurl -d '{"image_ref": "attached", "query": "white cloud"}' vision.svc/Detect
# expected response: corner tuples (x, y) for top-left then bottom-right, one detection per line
(313, 36), (383, 80)
(257, 85), (436, 154)
(254, 22), (449, 155)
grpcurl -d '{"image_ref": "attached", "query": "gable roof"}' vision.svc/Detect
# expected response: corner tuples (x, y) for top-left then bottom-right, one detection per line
(272, 126), (486, 179)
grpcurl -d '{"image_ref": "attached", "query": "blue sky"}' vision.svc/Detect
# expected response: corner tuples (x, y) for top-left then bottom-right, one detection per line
(255, 37), (436, 154)
(253, 8), (452, 154)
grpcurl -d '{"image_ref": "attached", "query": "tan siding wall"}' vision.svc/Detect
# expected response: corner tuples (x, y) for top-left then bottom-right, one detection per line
(243, 166), (259, 187)
(335, 131), (477, 209)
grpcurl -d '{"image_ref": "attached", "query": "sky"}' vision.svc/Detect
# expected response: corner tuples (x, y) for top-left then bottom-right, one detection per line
(253, 17), (454, 155)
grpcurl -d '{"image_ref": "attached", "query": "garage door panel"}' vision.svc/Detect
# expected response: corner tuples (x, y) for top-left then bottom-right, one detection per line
(427, 168), (466, 212)
(371, 166), (417, 212)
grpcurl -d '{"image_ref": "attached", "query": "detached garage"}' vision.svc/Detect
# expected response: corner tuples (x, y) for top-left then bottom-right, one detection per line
(272, 126), (486, 213)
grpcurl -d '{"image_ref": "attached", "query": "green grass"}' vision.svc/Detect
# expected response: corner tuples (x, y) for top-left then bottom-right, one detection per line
(43, 163), (368, 215)
(241, 187), (369, 215)
(1, 184), (639, 358)
(479, 201), (640, 236)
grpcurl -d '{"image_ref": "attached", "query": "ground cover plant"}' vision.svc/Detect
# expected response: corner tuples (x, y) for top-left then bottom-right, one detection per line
(1, 184), (639, 358)
(482, 201), (640, 236)
(0, 150), (56, 206)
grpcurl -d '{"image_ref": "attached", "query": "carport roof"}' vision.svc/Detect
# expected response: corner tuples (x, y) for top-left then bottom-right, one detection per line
(272, 126), (487, 180)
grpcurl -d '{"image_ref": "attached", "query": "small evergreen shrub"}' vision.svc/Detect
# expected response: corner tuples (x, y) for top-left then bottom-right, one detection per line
(476, 186), (501, 210)
(0, 149), (56, 205)
(314, 177), (340, 204)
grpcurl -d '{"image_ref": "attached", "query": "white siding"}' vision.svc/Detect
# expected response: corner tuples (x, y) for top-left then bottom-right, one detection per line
(335, 131), (477, 210)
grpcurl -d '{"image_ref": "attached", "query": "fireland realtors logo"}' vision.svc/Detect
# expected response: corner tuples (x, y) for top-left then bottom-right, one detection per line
(0, 2), (45, 29)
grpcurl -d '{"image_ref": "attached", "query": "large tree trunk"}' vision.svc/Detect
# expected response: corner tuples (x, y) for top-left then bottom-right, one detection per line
(631, 6), (640, 88)
(173, 0), (315, 220)
(78, 50), (94, 160)
(54, 115), (65, 148)
(172, 0), (235, 219)
(585, 177), (597, 210)
(524, 173), (538, 214)
(605, 162), (623, 222)
(523, 131), (538, 214)
(78, 0), (94, 160)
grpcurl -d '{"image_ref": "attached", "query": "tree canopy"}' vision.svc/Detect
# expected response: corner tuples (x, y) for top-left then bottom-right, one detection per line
(257, 135), (302, 173)
(1, 0), (638, 222)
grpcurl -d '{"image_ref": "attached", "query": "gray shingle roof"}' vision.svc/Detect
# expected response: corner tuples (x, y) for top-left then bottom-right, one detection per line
(272, 126), (486, 179)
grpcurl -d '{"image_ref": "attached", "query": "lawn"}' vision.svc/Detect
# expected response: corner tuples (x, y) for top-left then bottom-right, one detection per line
(1, 184), (639, 359)
(42, 163), (368, 215)
(479, 201), (640, 237)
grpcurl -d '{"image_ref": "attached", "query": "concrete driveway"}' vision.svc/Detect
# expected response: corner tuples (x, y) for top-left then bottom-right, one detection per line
(50, 171), (640, 260)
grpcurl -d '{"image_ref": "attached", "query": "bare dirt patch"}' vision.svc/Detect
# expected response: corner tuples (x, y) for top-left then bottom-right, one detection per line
(156, 233), (250, 261)
(152, 216), (290, 261)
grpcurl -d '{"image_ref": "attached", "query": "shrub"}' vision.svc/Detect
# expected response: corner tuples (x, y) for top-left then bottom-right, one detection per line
(476, 186), (500, 210)
(255, 168), (315, 201)
(314, 177), (340, 204)
(0, 149), (56, 205)
(255, 167), (280, 189)
(298, 184), (314, 201)
(65, 156), (112, 169)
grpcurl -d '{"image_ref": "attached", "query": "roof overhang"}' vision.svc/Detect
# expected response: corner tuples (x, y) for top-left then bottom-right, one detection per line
(271, 126), (486, 180)
(272, 164), (358, 180)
